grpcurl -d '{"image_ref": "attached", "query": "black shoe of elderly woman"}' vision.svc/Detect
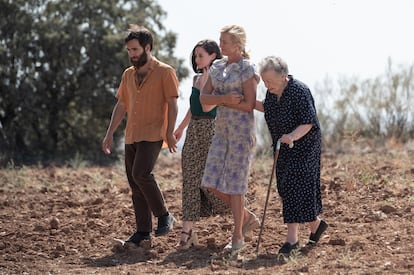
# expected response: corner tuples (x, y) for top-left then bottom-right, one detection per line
(307, 220), (328, 246)
(278, 242), (300, 255)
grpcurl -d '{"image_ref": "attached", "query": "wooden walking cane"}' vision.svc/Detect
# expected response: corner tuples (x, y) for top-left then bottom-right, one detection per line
(256, 139), (293, 256)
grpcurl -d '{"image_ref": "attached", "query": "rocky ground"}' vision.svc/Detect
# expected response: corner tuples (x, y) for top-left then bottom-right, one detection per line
(0, 140), (413, 274)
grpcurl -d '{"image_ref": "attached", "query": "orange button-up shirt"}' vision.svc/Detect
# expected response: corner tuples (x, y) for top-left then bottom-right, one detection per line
(116, 58), (179, 144)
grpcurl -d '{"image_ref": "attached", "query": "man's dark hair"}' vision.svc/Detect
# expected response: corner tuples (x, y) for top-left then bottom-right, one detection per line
(125, 24), (153, 51)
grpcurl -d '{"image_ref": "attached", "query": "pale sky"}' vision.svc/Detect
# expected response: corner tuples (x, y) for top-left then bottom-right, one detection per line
(158, 0), (413, 88)
(156, 0), (414, 146)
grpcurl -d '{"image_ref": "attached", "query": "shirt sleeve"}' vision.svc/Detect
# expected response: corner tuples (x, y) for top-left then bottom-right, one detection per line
(162, 67), (179, 99)
(116, 70), (129, 111)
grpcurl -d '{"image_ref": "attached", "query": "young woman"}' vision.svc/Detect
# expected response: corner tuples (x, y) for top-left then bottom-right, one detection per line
(174, 39), (228, 250)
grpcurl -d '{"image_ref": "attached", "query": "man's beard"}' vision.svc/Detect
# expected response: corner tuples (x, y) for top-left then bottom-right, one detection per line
(131, 52), (148, 68)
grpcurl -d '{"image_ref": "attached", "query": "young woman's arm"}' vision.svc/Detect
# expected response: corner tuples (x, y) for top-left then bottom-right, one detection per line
(173, 108), (191, 141)
(200, 76), (243, 112)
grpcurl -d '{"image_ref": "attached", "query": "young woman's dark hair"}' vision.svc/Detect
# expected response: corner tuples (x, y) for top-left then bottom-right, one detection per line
(190, 39), (223, 73)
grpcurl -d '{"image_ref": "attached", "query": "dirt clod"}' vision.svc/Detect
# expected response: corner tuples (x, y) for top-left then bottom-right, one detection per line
(0, 147), (412, 274)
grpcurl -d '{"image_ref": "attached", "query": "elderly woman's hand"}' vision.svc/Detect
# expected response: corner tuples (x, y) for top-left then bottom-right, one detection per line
(280, 134), (294, 148)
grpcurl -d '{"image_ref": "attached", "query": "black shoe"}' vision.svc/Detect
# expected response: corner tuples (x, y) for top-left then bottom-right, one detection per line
(307, 220), (328, 246)
(125, 231), (151, 247)
(278, 242), (299, 255)
(154, 212), (175, 236)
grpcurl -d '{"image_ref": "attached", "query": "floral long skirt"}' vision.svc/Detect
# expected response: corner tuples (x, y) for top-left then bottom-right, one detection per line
(181, 118), (228, 221)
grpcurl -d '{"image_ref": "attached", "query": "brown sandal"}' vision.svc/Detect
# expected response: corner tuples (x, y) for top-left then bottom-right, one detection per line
(177, 230), (199, 250)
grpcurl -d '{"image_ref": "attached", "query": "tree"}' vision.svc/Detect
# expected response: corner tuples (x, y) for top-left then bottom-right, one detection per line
(0, 0), (189, 166)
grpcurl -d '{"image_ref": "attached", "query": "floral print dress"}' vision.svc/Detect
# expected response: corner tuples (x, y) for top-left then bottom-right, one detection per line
(201, 58), (257, 195)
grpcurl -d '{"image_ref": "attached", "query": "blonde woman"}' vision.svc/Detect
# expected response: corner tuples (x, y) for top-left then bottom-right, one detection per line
(200, 25), (260, 252)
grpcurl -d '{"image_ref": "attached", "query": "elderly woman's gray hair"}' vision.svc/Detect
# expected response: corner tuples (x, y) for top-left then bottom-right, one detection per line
(258, 56), (289, 75)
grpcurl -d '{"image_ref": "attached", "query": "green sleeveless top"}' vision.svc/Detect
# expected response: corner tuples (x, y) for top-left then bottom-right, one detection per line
(189, 87), (216, 117)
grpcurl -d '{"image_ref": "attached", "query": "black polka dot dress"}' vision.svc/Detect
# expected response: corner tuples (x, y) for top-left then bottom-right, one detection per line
(263, 75), (323, 224)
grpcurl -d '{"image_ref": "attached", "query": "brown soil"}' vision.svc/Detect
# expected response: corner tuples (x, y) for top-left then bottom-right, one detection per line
(1, 141), (413, 274)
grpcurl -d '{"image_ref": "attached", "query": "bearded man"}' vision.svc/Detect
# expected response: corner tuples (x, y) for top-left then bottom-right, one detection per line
(102, 24), (179, 247)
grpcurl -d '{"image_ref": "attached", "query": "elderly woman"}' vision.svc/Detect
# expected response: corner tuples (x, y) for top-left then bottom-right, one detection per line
(255, 56), (328, 255)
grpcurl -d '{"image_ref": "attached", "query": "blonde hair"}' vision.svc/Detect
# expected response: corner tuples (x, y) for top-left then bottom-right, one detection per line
(220, 25), (249, 58)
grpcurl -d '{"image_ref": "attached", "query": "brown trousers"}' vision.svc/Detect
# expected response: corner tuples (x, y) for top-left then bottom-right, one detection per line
(124, 140), (167, 233)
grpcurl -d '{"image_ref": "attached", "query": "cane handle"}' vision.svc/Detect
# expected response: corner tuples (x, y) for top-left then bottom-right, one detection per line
(276, 139), (294, 149)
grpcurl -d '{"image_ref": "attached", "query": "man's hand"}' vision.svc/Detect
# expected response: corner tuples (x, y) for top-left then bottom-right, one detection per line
(166, 133), (177, 153)
(102, 134), (113, 154)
